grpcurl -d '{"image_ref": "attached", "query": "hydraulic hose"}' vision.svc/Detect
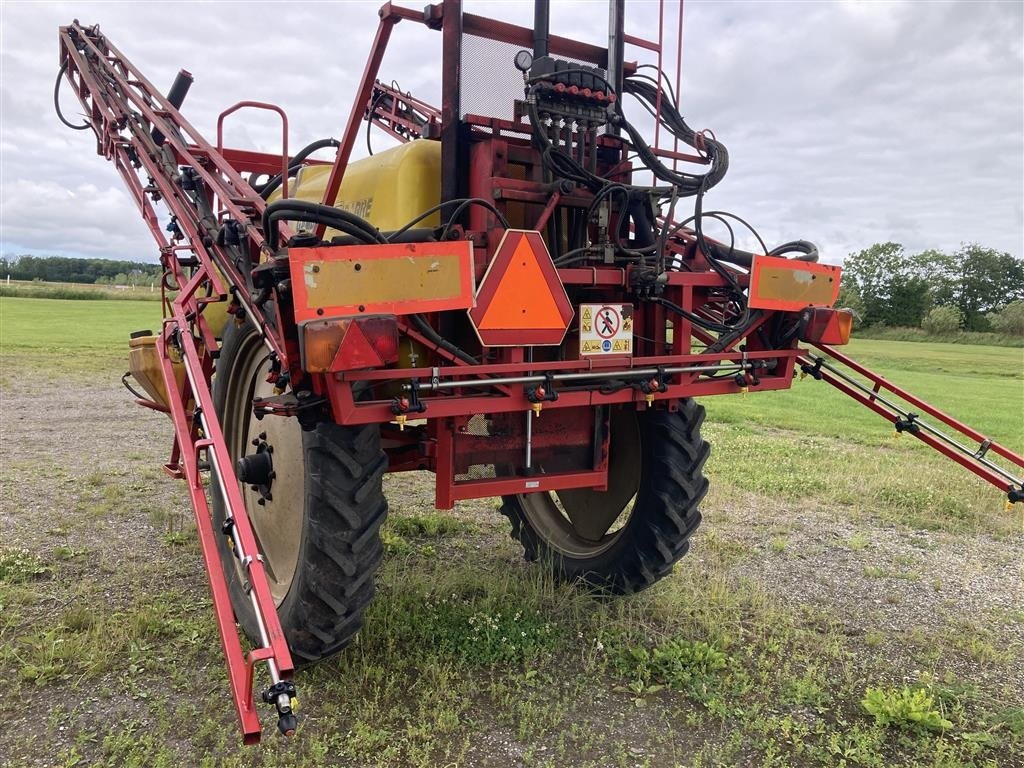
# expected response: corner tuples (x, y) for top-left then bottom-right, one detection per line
(410, 314), (477, 365)
(263, 199), (384, 250)
(54, 61), (91, 130)
(258, 138), (340, 200)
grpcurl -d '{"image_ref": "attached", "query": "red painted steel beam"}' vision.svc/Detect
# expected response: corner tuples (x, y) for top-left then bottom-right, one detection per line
(814, 343), (1024, 470)
(325, 372), (793, 427)
(217, 101), (289, 198)
(317, 12), (401, 234)
(804, 360), (1020, 494)
(170, 300), (294, 674)
(58, 26), (290, 368)
(155, 334), (263, 743)
(447, 469), (610, 505)
(340, 348), (797, 382)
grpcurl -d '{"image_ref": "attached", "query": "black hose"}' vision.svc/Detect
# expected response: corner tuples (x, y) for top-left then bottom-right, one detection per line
(439, 198), (512, 239)
(654, 296), (737, 335)
(258, 138), (340, 200)
(263, 199), (385, 250)
(410, 314), (477, 365)
(54, 61), (90, 130)
(388, 198), (510, 242)
(331, 227), (438, 246)
(768, 240), (819, 262)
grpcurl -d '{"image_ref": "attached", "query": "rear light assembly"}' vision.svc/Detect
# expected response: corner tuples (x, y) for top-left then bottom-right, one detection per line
(300, 315), (400, 372)
(800, 307), (854, 345)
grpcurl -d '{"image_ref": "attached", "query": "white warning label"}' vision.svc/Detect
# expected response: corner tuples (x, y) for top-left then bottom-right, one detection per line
(579, 303), (633, 356)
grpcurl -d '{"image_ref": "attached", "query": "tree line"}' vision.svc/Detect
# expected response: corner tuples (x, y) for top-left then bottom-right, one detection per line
(0, 255), (162, 286)
(839, 243), (1024, 335)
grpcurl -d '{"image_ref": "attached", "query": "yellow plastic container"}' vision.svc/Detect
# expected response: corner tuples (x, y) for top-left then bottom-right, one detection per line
(128, 331), (185, 410)
(268, 139), (441, 232)
(201, 294), (230, 340)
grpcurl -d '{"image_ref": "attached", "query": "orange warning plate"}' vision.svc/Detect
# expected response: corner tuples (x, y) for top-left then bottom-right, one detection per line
(748, 255), (841, 311)
(468, 230), (574, 346)
(289, 241), (475, 323)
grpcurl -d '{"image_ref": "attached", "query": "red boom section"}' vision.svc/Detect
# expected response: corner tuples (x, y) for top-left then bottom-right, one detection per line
(798, 346), (1024, 502)
(57, 22), (298, 742)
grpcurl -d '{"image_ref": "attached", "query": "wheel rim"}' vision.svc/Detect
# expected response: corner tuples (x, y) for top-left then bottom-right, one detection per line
(221, 329), (304, 605)
(516, 408), (642, 558)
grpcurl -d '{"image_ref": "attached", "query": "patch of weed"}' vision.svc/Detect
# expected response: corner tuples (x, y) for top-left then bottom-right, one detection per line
(388, 512), (476, 538)
(862, 685), (952, 732)
(0, 548), (49, 583)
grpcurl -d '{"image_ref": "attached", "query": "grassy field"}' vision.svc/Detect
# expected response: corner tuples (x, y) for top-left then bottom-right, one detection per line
(1, 296), (1022, 767)
(0, 279), (164, 302)
(0, 296), (162, 377)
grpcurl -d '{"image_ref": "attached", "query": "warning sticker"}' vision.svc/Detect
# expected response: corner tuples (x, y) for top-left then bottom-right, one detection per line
(579, 303), (633, 356)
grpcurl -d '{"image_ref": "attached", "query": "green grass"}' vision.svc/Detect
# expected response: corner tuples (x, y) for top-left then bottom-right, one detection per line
(1, 297), (1022, 767)
(0, 296), (161, 377)
(703, 338), (1023, 535)
(706, 338), (1023, 450)
(854, 324), (1023, 348)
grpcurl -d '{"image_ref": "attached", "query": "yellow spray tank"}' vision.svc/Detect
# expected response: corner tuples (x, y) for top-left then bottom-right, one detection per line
(268, 139), (441, 233)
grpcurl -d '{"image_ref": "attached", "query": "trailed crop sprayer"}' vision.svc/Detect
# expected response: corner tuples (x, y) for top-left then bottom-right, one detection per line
(55, 0), (1023, 742)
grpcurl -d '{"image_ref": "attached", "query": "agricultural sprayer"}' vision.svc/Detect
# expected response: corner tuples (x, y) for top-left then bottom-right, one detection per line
(55, 0), (1023, 742)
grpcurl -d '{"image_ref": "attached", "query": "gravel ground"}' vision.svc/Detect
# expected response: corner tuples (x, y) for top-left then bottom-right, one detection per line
(2, 368), (1022, 765)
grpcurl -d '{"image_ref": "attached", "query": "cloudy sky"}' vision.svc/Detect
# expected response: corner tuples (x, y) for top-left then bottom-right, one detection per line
(1, 0), (1021, 265)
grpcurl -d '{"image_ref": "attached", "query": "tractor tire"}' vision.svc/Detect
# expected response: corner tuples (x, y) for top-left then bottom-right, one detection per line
(210, 317), (387, 663)
(499, 399), (709, 594)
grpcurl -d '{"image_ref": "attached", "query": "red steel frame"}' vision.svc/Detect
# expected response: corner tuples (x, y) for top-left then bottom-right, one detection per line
(58, 0), (1023, 744)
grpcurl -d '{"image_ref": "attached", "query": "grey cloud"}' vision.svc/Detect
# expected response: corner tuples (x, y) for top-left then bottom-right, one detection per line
(0, 0), (1020, 264)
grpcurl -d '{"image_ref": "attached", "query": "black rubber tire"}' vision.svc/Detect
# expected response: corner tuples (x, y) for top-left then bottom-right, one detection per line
(499, 399), (710, 594)
(211, 318), (388, 663)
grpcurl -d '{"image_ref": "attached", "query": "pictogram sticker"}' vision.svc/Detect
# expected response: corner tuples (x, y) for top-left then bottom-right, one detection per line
(579, 303), (633, 356)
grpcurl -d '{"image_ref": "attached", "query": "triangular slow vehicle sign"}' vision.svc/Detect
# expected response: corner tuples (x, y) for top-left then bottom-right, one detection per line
(468, 230), (574, 346)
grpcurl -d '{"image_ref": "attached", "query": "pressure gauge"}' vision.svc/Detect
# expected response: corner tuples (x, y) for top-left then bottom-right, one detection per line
(514, 50), (534, 73)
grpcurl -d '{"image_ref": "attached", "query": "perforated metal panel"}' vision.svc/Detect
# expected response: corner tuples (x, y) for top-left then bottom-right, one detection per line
(459, 35), (603, 121)
(460, 35), (526, 119)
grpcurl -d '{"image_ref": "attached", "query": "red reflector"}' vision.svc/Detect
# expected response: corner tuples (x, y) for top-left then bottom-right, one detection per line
(301, 316), (400, 372)
(800, 308), (853, 345)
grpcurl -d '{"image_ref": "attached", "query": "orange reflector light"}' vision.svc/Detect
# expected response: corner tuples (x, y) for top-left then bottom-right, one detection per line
(800, 308), (854, 345)
(301, 316), (400, 372)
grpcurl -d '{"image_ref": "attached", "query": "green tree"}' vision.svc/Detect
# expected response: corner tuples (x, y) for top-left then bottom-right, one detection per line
(921, 305), (963, 335)
(0, 255), (161, 284)
(843, 243), (930, 327)
(836, 283), (864, 326)
(988, 300), (1024, 336)
(939, 244), (1024, 330)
